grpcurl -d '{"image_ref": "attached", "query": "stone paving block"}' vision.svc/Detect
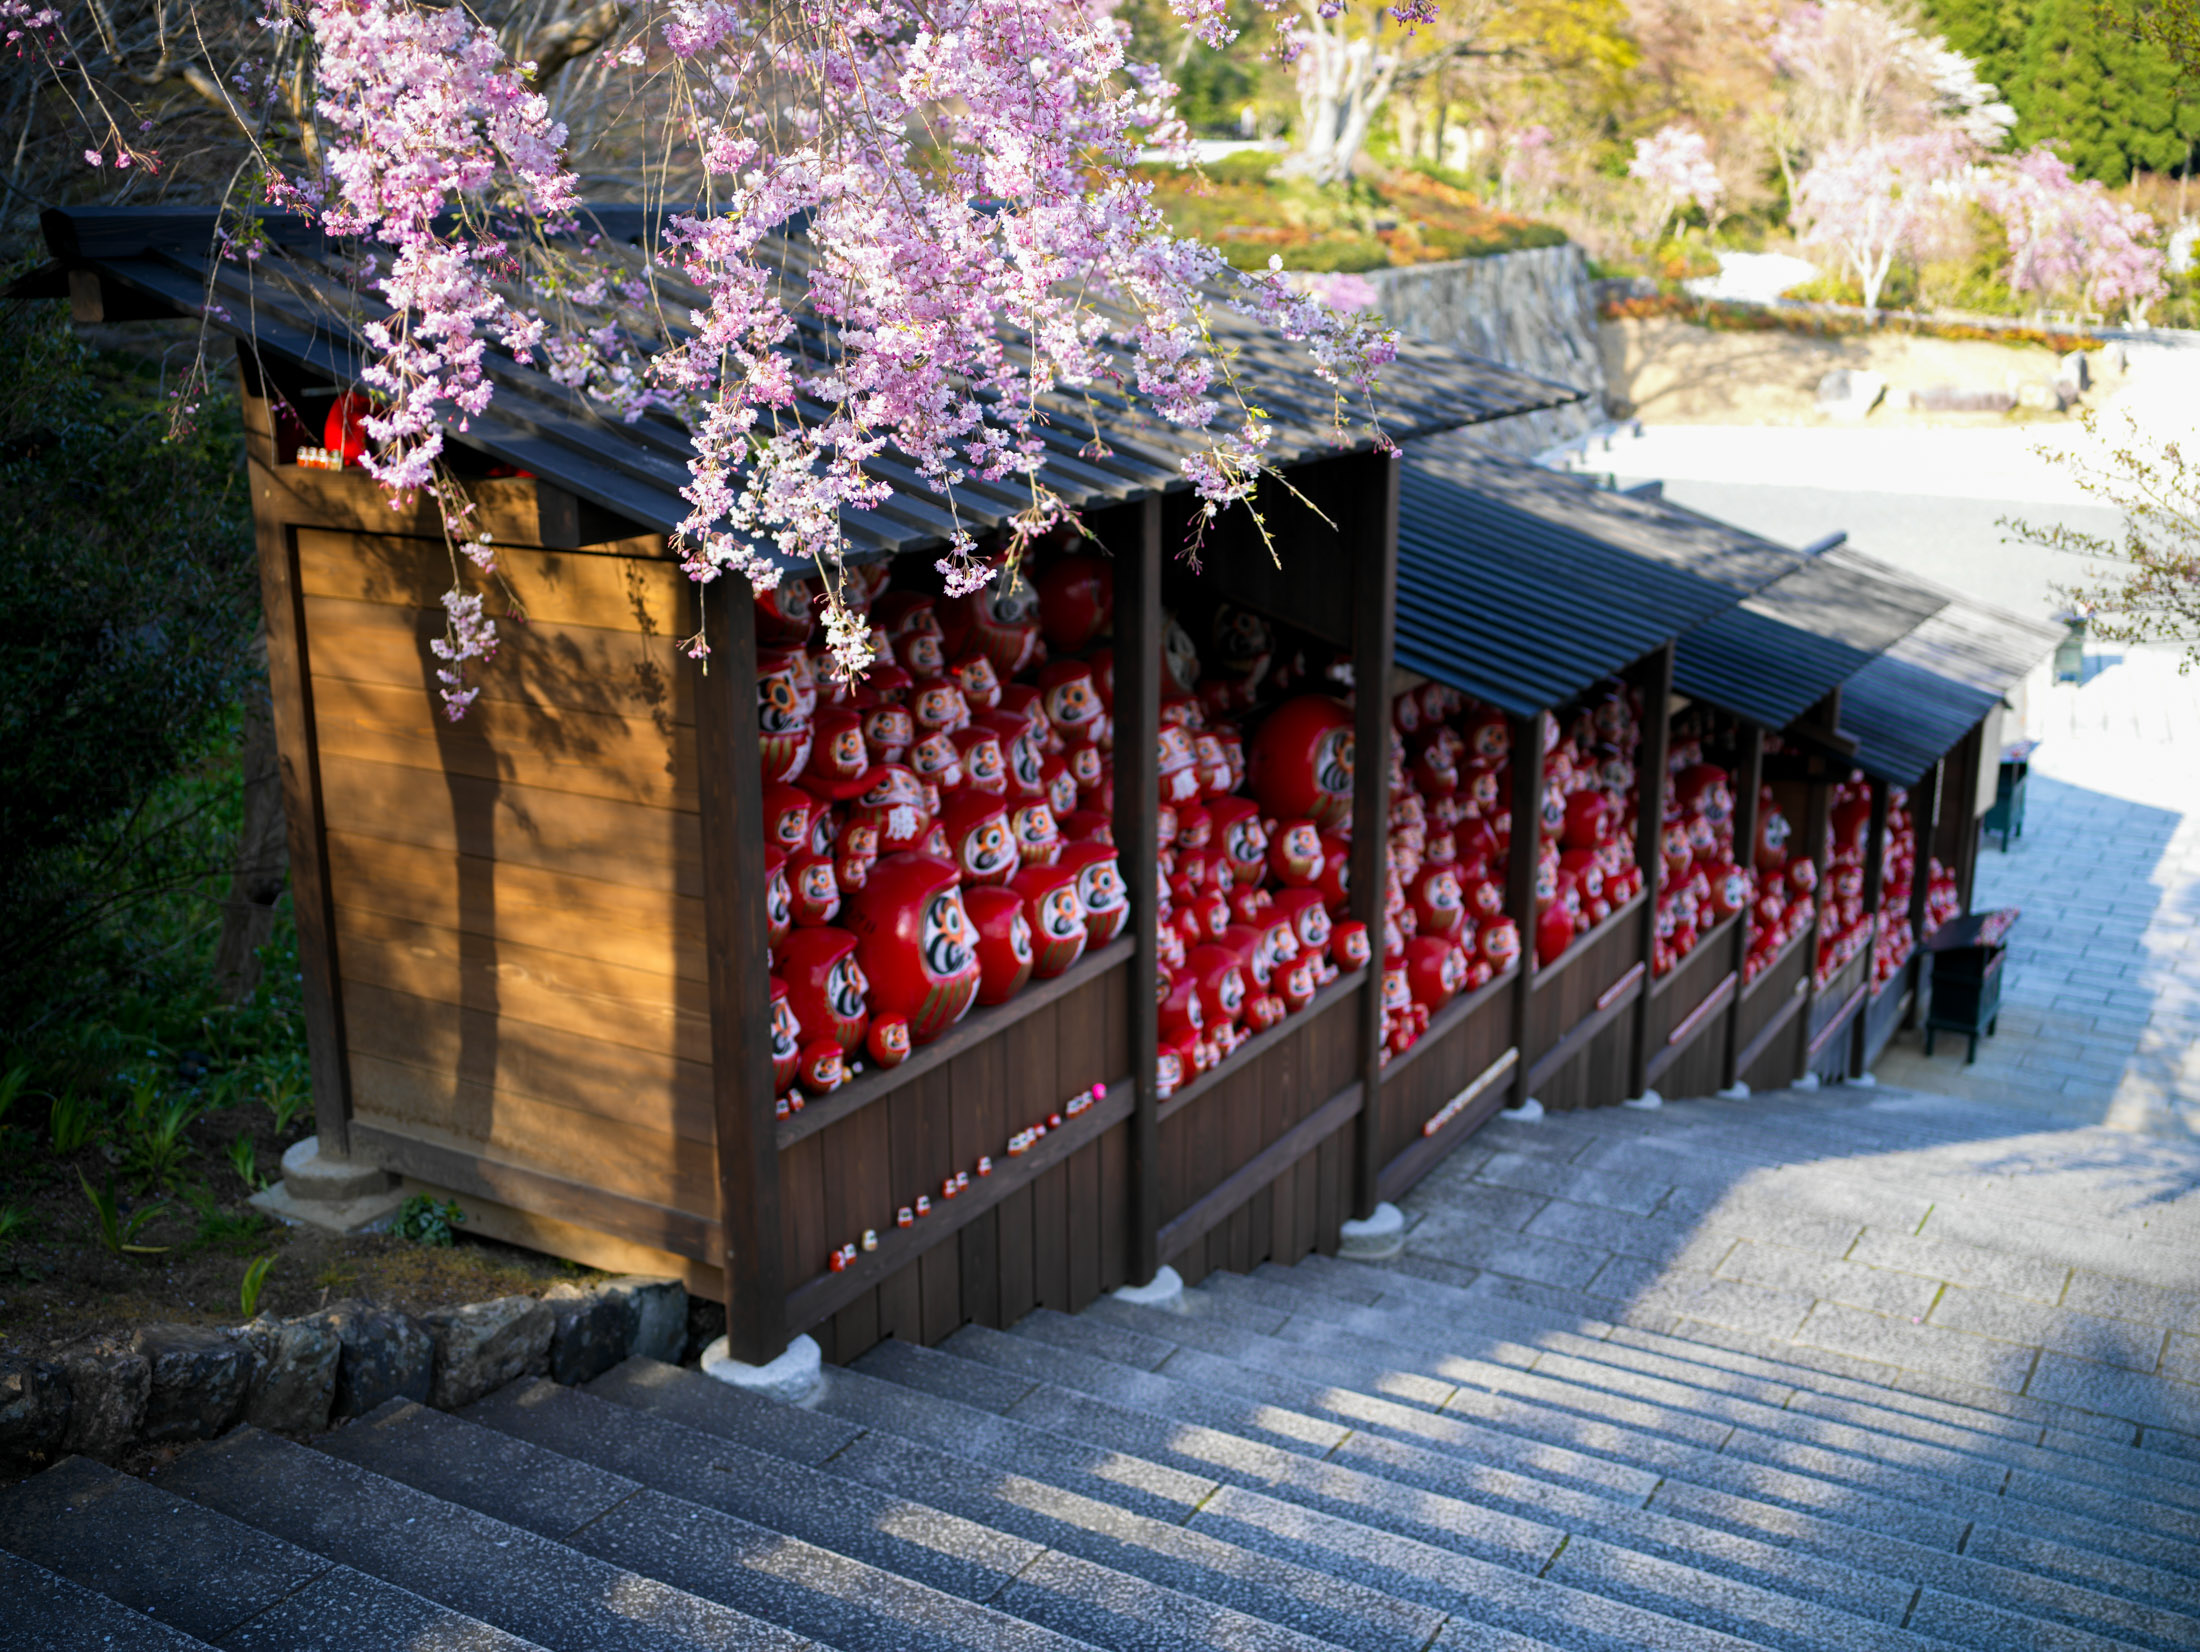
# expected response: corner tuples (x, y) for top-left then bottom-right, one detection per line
(1794, 1303), (2042, 1393)
(1930, 1288), (2172, 1373)
(1468, 1152), (1672, 1217)
(2164, 1333), (2200, 1387)
(2028, 1353), (2200, 1436)
(1401, 1216), (1612, 1291)
(1845, 1227), (2074, 1302)
(1522, 1201), (1764, 1273)
(2061, 1271), (2200, 1334)
(1415, 1182), (1551, 1234)
(1624, 1272), (1817, 1342)
(1713, 1241), (1942, 1320)
(1921, 1203), (2197, 1292)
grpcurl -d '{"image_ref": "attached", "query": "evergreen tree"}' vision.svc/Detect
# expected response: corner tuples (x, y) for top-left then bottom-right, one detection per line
(1922, 0), (2199, 181)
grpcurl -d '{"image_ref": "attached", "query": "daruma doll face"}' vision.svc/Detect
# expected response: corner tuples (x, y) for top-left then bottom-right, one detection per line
(848, 854), (982, 1043)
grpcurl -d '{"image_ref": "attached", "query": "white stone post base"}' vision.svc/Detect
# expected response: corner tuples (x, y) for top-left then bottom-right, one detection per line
(247, 1135), (408, 1235)
(1113, 1265), (1184, 1308)
(1338, 1202), (1406, 1260)
(701, 1333), (823, 1403)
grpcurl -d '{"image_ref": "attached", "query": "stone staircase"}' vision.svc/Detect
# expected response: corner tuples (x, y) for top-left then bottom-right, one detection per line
(7, 1090), (2200, 1652)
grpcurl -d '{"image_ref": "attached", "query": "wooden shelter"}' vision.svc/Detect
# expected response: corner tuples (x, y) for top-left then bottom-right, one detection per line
(26, 203), (1582, 1366)
(25, 202), (2056, 1374)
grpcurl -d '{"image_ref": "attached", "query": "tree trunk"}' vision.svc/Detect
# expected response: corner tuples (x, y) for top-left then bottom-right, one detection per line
(213, 629), (289, 1003)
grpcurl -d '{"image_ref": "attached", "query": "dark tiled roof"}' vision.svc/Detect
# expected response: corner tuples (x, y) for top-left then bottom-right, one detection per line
(1395, 433), (1793, 715)
(34, 204), (1584, 567)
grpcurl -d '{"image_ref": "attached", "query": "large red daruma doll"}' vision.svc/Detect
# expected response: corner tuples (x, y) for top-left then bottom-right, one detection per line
(847, 854), (982, 1043)
(1248, 695), (1355, 831)
(775, 926), (871, 1058)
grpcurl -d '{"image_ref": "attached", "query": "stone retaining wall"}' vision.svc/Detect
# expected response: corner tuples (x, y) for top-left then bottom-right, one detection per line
(0, 1275), (687, 1469)
(1363, 244), (1609, 454)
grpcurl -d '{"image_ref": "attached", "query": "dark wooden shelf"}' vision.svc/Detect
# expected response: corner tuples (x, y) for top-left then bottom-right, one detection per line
(783, 1074), (1136, 1332)
(1647, 914), (1739, 1002)
(1527, 892), (1646, 996)
(776, 936), (1135, 1149)
(1381, 964), (1518, 1082)
(1154, 968), (1367, 1128)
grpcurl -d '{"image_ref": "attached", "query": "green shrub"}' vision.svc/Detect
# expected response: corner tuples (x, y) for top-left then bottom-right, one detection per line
(395, 1194), (468, 1248)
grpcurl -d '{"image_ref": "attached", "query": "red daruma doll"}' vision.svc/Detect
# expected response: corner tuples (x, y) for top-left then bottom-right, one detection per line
(847, 854), (982, 1044)
(776, 925), (870, 1061)
(1012, 859), (1089, 979)
(1248, 695), (1355, 830)
(963, 884), (1035, 1007)
(1057, 841), (1130, 947)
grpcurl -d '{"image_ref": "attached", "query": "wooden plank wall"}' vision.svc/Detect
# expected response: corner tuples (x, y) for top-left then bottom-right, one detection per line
(1732, 930), (1811, 1093)
(1525, 899), (1647, 1110)
(295, 525), (725, 1279)
(1157, 978), (1364, 1286)
(1373, 976), (1517, 1199)
(779, 956), (1134, 1363)
(1641, 915), (1740, 1100)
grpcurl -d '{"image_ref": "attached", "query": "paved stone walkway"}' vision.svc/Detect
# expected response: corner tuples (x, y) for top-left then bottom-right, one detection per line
(1875, 645), (2200, 1137)
(1401, 1085), (2200, 1446)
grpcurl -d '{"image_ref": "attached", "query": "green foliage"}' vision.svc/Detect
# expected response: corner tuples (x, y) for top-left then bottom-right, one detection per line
(395, 1194), (467, 1248)
(79, 1168), (168, 1256)
(184, 1180), (269, 1252)
(0, 1203), (29, 1247)
(0, 297), (258, 1040)
(48, 1089), (101, 1154)
(1925, 0), (2200, 182)
(228, 1132), (266, 1192)
(122, 1082), (200, 1189)
(240, 1253), (275, 1318)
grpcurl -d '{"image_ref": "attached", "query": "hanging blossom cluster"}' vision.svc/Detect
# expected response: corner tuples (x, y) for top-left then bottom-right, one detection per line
(248, 0), (581, 713)
(1976, 149), (2167, 319)
(612, 0), (1400, 673)
(239, 0), (1404, 700)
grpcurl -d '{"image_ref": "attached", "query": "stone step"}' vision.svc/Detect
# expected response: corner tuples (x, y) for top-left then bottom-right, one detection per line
(811, 1349), (1800, 1652)
(1208, 1263), (2200, 1514)
(1330, 1244), (2200, 1468)
(1295, 1251), (2185, 1470)
(1499, 1107), (2200, 1288)
(1048, 1300), (2200, 1648)
(1612, 1101), (2200, 1249)
(1, 1547), (220, 1652)
(153, 1425), (826, 1652)
(851, 1333), (1981, 1652)
(483, 1370), (1431, 1652)
(318, 1395), (1128, 1652)
(1190, 1270), (2200, 1561)
(584, 1356), (1577, 1652)
(0, 1453), (544, 1652)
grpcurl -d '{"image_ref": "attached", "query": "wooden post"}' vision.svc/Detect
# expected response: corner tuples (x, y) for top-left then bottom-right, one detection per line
(1117, 495), (1165, 1286)
(1904, 759), (1942, 1030)
(250, 490), (354, 1159)
(1505, 710), (1546, 1108)
(238, 352), (354, 1160)
(1349, 452), (1401, 1220)
(1721, 722), (1764, 1091)
(1626, 645), (1675, 1099)
(694, 581), (785, 1364)
(1849, 776), (1890, 1077)
(1950, 723), (1986, 914)
(1795, 769), (1832, 1085)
